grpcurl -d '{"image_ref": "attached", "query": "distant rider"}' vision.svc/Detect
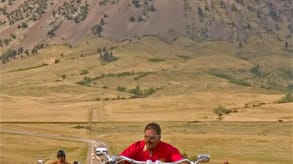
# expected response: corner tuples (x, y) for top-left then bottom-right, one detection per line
(51, 149), (71, 164)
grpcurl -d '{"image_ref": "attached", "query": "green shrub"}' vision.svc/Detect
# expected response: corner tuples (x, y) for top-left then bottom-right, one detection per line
(129, 16), (136, 22)
(77, 76), (92, 86)
(99, 51), (118, 62)
(250, 64), (261, 76)
(99, 0), (108, 5)
(278, 93), (293, 103)
(148, 58), (165, 62)
(128, 85), (156, 98)
(54, 59), (60, 64)
(61, 74), (66, 79)
(230, 79), (251, 86)
(10, 33), (16, 39)
(80, 69), (89, 75)
(177, 55), (190, 60)
(143, 88), (156, 96)
(287, 84), (293, 92)
(117, 86), (127, 92)
(213, 105), (232, 117)
(128, 85), (143, 96)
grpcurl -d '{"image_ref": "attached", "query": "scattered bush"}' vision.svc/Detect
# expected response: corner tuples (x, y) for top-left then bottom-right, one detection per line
(10, 33), (16, 39)
(99, 0), (108, 5)
(116, 86), (127, 92)
(198, 7), (204, 22)
(77, 76), (92, 86)
(212, 73), (250, 87)
(287, 84), (293, 92)
(61, 74), (66, 79)
(250, 64), (262, 76)
(99, 51), (118, 62)
(18, 22), (28, 29)
(129, 16), (136, 22)
(278, 93), (293, 103)
(128, 85), (156, 98)
(132, 0), (141, 8)
(54, 59), (60, 64)
(92, 24), (103, 36)
(177, 55), (190, 60)
(148, 58), (165, 62)
(213, 105), (232, 117)
(80, 69), (89, 75)
(0, 49), (17, 62)
(230, 79), (251, 86)
(47, 21), (62, 38)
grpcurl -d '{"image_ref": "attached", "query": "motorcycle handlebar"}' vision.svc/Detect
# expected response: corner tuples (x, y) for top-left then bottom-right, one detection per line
(105, 155), (210, 164)
(116, 156), (192, 164)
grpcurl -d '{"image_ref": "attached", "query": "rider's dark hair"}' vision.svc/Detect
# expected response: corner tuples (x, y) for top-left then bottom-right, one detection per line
(57, 149), (66, 158)
(144, 122), (161, 135)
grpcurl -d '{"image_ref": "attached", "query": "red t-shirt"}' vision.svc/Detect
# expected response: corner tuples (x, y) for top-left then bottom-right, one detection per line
(120, 140), (184, 162)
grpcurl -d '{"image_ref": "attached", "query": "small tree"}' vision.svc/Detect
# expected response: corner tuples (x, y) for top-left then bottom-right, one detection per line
(10, 33), (16, 39)
(93, 24), (103, 36)
(80, 69), (89, 75)
(278, 93), (293, 103)
(129, 16), (135, 22)
(21, 22), (28, 28)
(198, 7), (204, 21)
(54, 59), (60, 64)
(61, 74), (66, 79)
(132, 0), (141, 8)
(285, 42), (288, 49)
(100, 18), (105, 25)
(117, 86), (127, 92)
(213, 105), (232, 118)
(238, 42), (242, 48)
(250, 64), (261, 76)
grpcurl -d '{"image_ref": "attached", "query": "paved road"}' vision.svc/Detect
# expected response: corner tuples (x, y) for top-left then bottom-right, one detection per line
(0, 128), (106, 164)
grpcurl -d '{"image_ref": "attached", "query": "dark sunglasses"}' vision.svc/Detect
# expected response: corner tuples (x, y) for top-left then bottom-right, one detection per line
(57, 155), (65, 158)
(144, 134), (159, 140)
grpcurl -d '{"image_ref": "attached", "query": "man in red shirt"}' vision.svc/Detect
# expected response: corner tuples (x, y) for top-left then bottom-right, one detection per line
(120, 122), (187, 163)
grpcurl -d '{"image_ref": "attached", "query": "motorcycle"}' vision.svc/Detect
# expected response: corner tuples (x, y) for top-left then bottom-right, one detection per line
(95, 147), (211, 164)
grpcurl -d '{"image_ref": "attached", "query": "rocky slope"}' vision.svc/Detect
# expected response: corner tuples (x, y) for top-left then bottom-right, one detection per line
(0, 0), (292, 52)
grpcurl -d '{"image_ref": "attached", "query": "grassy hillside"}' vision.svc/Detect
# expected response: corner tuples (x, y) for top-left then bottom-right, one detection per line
(1, 37), (292, 122)
(0, 36), (292, 164)
(0, 37), (293, 121)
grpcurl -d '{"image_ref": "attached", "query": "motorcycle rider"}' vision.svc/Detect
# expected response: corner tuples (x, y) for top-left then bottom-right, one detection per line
(51, 149), (71, 164)
(119, 122), (188, 164)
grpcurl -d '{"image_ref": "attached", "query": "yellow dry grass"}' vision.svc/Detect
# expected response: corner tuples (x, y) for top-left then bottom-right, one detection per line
(0, 37), (292, 164)
(0, 132), (87, 164)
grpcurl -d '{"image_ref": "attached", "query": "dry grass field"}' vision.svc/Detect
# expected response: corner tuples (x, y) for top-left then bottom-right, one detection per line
(1, 37), (292, 163)
(0, 131), (87, 164)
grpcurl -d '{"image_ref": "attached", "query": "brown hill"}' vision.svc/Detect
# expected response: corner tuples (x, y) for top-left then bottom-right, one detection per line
(0, 0), (292, 55)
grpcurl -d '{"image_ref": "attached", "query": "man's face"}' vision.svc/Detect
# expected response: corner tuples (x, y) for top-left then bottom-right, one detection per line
(57, 156), (65, 162)
(144, 129), (160, 150)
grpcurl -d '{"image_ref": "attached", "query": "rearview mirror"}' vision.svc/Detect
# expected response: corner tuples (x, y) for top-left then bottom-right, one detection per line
(197, 154), (210, 163)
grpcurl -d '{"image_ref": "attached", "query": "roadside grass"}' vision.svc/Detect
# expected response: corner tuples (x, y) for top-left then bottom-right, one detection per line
(0, 133), (87, 164)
